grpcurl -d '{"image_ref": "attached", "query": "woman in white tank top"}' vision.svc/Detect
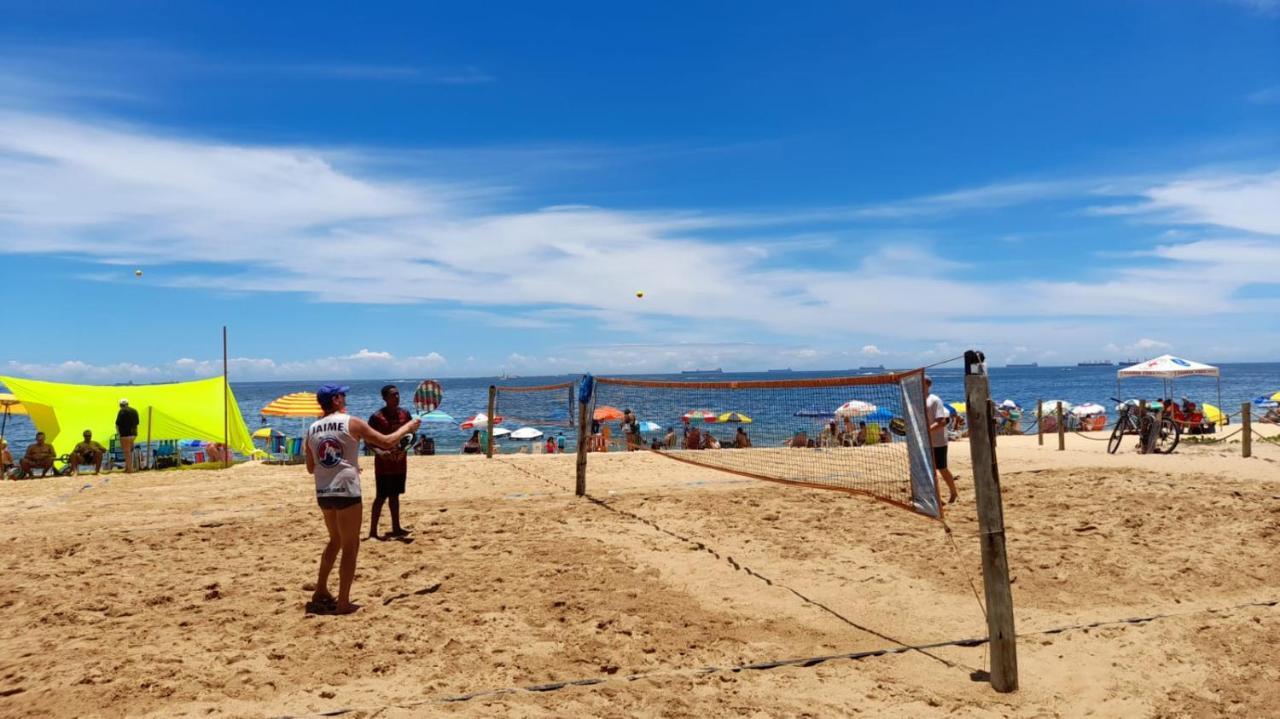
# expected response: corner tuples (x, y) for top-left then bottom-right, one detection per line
(305, 384), (420, 615)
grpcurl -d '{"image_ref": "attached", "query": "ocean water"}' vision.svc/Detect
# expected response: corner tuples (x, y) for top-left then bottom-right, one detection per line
(2, 363), (1276, 460)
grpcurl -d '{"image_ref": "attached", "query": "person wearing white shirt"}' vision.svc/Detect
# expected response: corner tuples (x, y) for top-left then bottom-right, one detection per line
(925, 376), (959, 504)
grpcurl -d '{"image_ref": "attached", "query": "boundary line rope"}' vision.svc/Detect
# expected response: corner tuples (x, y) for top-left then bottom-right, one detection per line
(272, 598), (1280, 717)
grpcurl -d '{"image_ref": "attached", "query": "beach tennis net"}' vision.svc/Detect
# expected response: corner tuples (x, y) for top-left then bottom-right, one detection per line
(494, 381), (578, 428)
(591, 371), (939, 518)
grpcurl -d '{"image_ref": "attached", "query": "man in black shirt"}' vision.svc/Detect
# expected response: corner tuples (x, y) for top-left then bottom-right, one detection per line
(367, 385), (413, 540)
(116, 399), (140, 472)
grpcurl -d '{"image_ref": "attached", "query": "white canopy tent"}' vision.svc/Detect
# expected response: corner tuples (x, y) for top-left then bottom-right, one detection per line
(1116, 355), (1221, 410)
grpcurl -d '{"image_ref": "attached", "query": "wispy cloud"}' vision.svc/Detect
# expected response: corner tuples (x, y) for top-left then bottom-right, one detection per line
(1089, 171), (1280, 235)
(1248, 85), (1280, 105)
(2, 349), (447, 384)
(1223, 0), (1280, 17)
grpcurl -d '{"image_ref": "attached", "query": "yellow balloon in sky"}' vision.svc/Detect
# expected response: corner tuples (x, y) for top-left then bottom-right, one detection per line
(635, 291), (644, 298)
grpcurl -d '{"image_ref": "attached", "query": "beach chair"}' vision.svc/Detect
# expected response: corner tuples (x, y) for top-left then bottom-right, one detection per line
(152, 439), (180, 469)
(864, 422), (881, 445)
(106, 436), (126, 471)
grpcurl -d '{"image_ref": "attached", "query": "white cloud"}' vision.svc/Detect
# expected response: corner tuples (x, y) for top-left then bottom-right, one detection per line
(1091, 171), (1280, 236)
(1, 349), (447, 383)
(861, 345), (882, 356)
(1248, 86), (1280, 105)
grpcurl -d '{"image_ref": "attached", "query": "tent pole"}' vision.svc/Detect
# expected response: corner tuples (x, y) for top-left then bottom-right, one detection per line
(147, 406), (153, 470)
(223, 326), (229, 469)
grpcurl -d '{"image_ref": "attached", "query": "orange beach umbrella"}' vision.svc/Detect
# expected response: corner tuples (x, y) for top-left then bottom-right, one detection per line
(261, 392), (323, 418)
(593, 405), (625, 422)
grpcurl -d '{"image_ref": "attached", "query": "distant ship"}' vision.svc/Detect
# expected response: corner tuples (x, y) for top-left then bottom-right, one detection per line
(765, 368), (792, 373)
(1120, 359), (1142, 365)
(1006, 362), (1039, 368)
(858, 365), (886, 371)
(680, 368), (723, 375)
(1077, 361), (1114, 367)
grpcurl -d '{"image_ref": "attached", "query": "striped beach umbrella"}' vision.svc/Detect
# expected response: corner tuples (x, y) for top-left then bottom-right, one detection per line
(835, 400), (877, 418)
(717, 411), (752, 424)
(413, 379), (443, 413)
(681, 409), (717, 423)
(460, 413), (503, 430)
(261, 392), (323, 418)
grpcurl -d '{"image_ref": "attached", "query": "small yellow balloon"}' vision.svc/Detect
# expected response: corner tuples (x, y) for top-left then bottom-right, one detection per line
(635, 291), (644, 298)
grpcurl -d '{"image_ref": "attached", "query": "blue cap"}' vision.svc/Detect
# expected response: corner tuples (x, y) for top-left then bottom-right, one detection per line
(316, 383), (350, 408)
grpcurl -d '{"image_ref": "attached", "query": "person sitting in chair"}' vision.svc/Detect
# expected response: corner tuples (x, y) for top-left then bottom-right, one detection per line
(20, 432), (57, 478)
(70, 429), (107, 476)
(461, 430), (483, 455)
(1, 439), (13, 479)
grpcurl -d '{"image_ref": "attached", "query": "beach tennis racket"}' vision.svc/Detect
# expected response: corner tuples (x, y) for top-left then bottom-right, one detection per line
(413, 379), (443, 417)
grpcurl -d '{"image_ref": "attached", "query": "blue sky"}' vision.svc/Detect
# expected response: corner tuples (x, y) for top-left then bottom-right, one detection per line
(1, 0), (1278, 381)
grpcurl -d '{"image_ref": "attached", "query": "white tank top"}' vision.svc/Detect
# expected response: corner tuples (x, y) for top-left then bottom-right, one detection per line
(308, 413), (362, 498)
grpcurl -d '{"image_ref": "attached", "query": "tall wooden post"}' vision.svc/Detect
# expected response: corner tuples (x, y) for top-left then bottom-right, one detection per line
(1242, 403), (1251, 459)
(222, 326), (229, 469)
(1037, 400), (1043, 446)
(575, 377), (592, 497)
(1056, 402), (1065, 451)
(486, 385), (497, 459)
(146, 406), (153, 471)
(962, 350), (1018, 693)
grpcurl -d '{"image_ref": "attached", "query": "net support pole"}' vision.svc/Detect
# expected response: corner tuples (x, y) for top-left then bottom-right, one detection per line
(574, 400), (588, 496)
(1056, 402), (1065, 451)
(222, 325), (229, 469)
(486, 385), (496, 459)
(962, 350), (1018, 693)
(1242, 403), (1251, 459)
(1037, 400), (1043, 446)
(147, 406), (153, 471)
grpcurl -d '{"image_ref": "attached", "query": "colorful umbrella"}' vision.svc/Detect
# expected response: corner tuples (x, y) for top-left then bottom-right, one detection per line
(593, 406), (624, 422)
(835, 400), (877, 418)
(681, 409), (718, 423)
(638, 420), (663, 433)
(252, 427), (283, 439)
(1254, 396), (1279, 409)
(1271, 391), (1280, 402)
(418, 410), (455, 423)
(1202, 403), (1226, 425)
(1070, 403), (1106, 417)
(413, 379), (443, 413)
(0, 392), (28, 440)
(717, 411), (752, 423)
(460, 413), (503, 430)
(261, 392), (324, 418)
(1038, 400), (1072, 413)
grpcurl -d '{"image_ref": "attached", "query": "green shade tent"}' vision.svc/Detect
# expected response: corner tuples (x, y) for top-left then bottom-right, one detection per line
(0, 375), (253, 455)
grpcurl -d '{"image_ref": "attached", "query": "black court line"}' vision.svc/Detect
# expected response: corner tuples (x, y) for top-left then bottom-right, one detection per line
(271, 597), (1279, 718)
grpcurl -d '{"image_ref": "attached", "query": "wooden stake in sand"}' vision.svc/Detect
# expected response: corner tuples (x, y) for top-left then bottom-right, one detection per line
(486, 385), (497, 459)
(1242, 402), (1251, 459)
(575, 376), (591, 497)
(1056, 402), (1065, 451)
(1037, 399), (1043, 446)
(963, 349), (1018, 693)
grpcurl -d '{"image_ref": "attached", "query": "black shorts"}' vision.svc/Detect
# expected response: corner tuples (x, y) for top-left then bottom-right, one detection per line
(375, 474), (406, 498)
(317, 496), (362, 511)
(932, 445), (948, 470)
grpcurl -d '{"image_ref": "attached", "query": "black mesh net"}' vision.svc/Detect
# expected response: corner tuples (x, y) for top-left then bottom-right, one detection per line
(590, 371), (940, 518)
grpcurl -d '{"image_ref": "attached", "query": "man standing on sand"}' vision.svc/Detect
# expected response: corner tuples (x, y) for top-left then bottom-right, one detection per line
(368, 384), (413, 540)
(306, 383), (419, 615)
(116, 399), (140, 473)
(925, 376), (958, 504)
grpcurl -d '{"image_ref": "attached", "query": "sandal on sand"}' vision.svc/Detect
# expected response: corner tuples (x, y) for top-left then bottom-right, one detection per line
(305, 600), (334, 615)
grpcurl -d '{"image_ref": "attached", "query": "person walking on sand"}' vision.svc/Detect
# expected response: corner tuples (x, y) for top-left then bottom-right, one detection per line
(306, 383), (419, 615)
(116, 399), (140, 473)
(368, 384), (414, 540)
(925, 376), (959, 504)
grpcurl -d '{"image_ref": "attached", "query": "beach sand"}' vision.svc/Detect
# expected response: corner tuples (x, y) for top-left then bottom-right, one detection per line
(2, 426), (1278, 717)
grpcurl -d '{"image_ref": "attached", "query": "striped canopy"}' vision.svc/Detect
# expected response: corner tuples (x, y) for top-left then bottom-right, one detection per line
(261, 392), (323, 418)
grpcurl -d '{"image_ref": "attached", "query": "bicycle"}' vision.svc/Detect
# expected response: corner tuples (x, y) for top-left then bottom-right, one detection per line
(1107, 398), (1180, 455)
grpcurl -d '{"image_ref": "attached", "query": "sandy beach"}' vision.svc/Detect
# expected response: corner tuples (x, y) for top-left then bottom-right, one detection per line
(2, 427), (1278, 718)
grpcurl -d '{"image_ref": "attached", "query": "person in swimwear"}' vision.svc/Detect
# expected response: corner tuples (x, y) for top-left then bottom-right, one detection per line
(306, 384), (419, 615)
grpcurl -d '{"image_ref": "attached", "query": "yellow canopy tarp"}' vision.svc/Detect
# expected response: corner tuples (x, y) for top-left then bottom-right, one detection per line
(0, 375), (253, 455)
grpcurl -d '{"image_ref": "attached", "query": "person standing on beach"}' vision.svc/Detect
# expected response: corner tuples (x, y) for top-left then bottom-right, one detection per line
(306, 383), (419, 615)
(368, 384), (413, 540)
(925, 377), (958, 504)
(116, 399), (140, 473)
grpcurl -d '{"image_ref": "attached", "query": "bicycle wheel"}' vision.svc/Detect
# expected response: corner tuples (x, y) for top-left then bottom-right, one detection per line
(1107, 419), (1126, 454)
(1155, 417), (1181, 454)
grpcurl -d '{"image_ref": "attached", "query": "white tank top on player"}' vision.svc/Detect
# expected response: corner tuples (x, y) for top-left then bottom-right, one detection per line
(308, 413), (362, 498)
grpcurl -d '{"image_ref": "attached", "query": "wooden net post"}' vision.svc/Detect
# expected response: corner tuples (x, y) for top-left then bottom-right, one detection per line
(1037, 400), (1043, 446)
(486, 385), (496, 459)
(1242, 403), (1251, 459)
(146, 406), (153, 471)
(1056, 402), (1065, 451)
(963, 349), (1019, 693)
(575, 375), (591, 497)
